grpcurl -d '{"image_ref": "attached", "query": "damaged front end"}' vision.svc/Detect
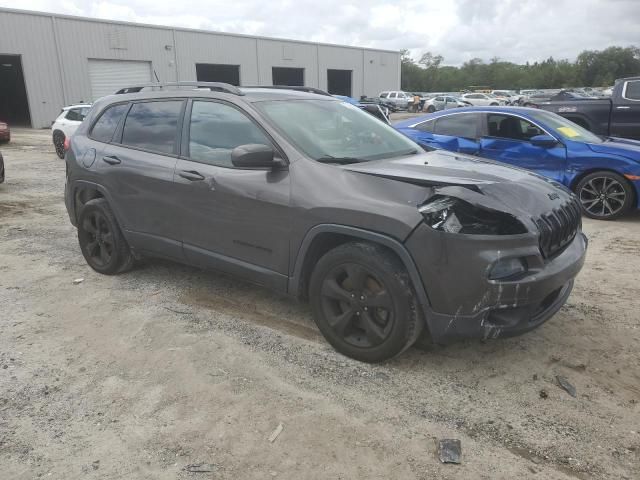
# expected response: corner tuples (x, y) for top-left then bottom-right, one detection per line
(343, 151), (588, 342)
(407, 185), (587, 342)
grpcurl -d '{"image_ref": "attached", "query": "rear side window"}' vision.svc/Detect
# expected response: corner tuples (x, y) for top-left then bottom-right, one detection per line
(188, 101), (271, 167)
(434, 114), (478, 138)
(90, 103), (129, 143)
(624, 80), (640, 100)
(65, 108), (85, 121)
(121, 101), (184, 155)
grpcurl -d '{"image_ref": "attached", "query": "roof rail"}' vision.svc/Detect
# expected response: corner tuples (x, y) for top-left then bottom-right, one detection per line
(241, 85), (332, 97)
(114, 82), (244, 96)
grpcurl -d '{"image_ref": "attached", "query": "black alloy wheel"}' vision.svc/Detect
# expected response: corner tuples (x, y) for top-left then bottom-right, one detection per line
(576, 171), (633, 220)
(309, 242), (423, 363)
(77, 198), (134, 274)
(320, 263), (394, 349)
(80, 210), (114, 268)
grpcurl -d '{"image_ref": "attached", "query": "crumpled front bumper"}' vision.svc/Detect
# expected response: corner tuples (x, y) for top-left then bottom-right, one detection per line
(405, 224), (588, 342)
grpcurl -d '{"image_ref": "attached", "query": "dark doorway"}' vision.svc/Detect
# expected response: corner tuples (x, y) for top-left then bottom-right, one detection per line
(272, 67), (304, 86)
(0, 55), (31, 126)
(327, 69), (352, 96)
(196, 64), (240, 86)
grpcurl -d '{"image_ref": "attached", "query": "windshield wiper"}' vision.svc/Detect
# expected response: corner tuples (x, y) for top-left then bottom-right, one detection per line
(315, 156), (362, 164)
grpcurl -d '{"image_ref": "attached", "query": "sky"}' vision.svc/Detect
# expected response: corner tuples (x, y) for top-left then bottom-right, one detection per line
(1, 0), (639, 65)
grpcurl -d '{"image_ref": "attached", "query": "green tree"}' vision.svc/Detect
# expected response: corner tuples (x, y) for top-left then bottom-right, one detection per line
(400, 45), (639, 92)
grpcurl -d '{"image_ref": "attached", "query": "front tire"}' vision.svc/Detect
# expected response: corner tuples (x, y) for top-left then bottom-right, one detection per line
(309, 242), (423, 363)
(53, 131), (65, 159)
(77, 198), (134, 274)
(575, 171), (634, 220)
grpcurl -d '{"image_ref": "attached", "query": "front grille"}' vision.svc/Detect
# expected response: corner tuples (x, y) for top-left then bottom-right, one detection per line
(535, 197), (582, 258)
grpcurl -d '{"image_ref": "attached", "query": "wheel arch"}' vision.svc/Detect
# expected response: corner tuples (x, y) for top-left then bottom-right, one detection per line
(289, 224), (432, 329)
(69, 181), (118, 225)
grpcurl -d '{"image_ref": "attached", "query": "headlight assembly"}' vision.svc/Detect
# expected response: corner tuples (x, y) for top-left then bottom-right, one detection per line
(418, 195), (527, 235)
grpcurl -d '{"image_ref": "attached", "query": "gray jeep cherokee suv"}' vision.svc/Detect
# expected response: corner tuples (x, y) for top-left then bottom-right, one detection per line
(65, 82), (587, 363)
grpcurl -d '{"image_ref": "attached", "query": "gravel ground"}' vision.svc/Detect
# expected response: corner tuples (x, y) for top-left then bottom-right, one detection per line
(1, 128), (639, 480)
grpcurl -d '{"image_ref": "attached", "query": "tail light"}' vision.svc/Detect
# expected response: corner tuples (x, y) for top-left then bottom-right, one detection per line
(64, 137), (70, 151)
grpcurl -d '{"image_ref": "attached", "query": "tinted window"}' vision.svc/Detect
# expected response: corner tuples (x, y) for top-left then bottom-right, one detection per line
(389, 93), (397, 98)
(121, 101), (184, 155)
(487, 114), (543, 141)
(434, 114), (477, 138)
(65, 108), (87, 122)
(416, 119), (435, 132)
(624, 80), (640, 100)
(90, 103), (129, 143)
(435, 96), (444, 102)
(188, 101), (272, 167)
(379, 92), (388, 98)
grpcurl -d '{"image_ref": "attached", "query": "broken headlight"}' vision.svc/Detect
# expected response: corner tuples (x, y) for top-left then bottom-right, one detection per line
(418, 195), (527, 235)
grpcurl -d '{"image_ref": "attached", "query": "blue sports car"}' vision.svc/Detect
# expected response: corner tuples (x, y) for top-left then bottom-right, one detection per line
(395, 106), (640, 220)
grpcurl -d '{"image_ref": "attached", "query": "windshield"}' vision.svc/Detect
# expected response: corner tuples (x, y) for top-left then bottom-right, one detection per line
(528, 110), (603, 144)
(255, 100), (419, 162)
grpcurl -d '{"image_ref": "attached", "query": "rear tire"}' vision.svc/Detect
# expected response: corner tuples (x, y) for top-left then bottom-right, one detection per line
(575, 171), (634, 220)
(309, 242), (423, 363)
(77, 198), (134, 274)
(53, 130), (65, 159)
(426, 105), (436, 113)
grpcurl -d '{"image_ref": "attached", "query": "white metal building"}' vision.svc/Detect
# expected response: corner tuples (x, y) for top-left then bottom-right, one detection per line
(0, 8), (401, 128)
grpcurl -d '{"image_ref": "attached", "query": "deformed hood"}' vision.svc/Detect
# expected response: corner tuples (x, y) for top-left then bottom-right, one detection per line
(342, 150), (574, 220)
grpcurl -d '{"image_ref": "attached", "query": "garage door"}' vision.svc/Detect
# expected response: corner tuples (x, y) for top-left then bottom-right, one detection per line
(88, 59), (152, 100)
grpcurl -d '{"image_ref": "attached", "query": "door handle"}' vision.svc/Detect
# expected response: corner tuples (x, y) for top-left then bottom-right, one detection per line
(102, 155), (121, 165)
(616, 106), (631, 110)
(178, 170), (205, 181)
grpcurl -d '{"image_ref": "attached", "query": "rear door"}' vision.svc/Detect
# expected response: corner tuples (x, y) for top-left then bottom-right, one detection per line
(479, 113), (566, 181)
(611, 79), (640, 140)
(98, 99), (186, 258)
(173, 99), (291, 289)
(430, 112), (481, 154)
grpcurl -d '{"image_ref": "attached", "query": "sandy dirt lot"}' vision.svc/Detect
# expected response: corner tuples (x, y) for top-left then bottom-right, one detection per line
(1, 128), (638, 480)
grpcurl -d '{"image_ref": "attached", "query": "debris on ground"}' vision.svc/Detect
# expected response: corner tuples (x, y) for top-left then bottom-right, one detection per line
(539, 389), (548, 399)
(184, 463), (216, 473)
(438, 438), (461, 464)
(72, 278), (84, 285)
(268, 423), (284, 443)
(556, 375), (577, 397)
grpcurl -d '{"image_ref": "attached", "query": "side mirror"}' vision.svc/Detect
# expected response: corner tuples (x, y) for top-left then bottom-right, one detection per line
(529, 134), (558, 148)
(231, 144), (276, 168)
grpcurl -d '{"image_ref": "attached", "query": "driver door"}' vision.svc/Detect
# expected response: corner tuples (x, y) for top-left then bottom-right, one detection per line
(173, 99), (291, 290)
(479, 113), (566, 181)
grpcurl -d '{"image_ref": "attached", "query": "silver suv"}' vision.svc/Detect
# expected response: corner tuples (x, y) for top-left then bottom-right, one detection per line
(64, 82), (587, 363)
(379, 91), (413, 109)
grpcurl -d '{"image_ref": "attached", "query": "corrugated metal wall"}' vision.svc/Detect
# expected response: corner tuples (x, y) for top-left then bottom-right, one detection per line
(0, 8), (400, 128)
